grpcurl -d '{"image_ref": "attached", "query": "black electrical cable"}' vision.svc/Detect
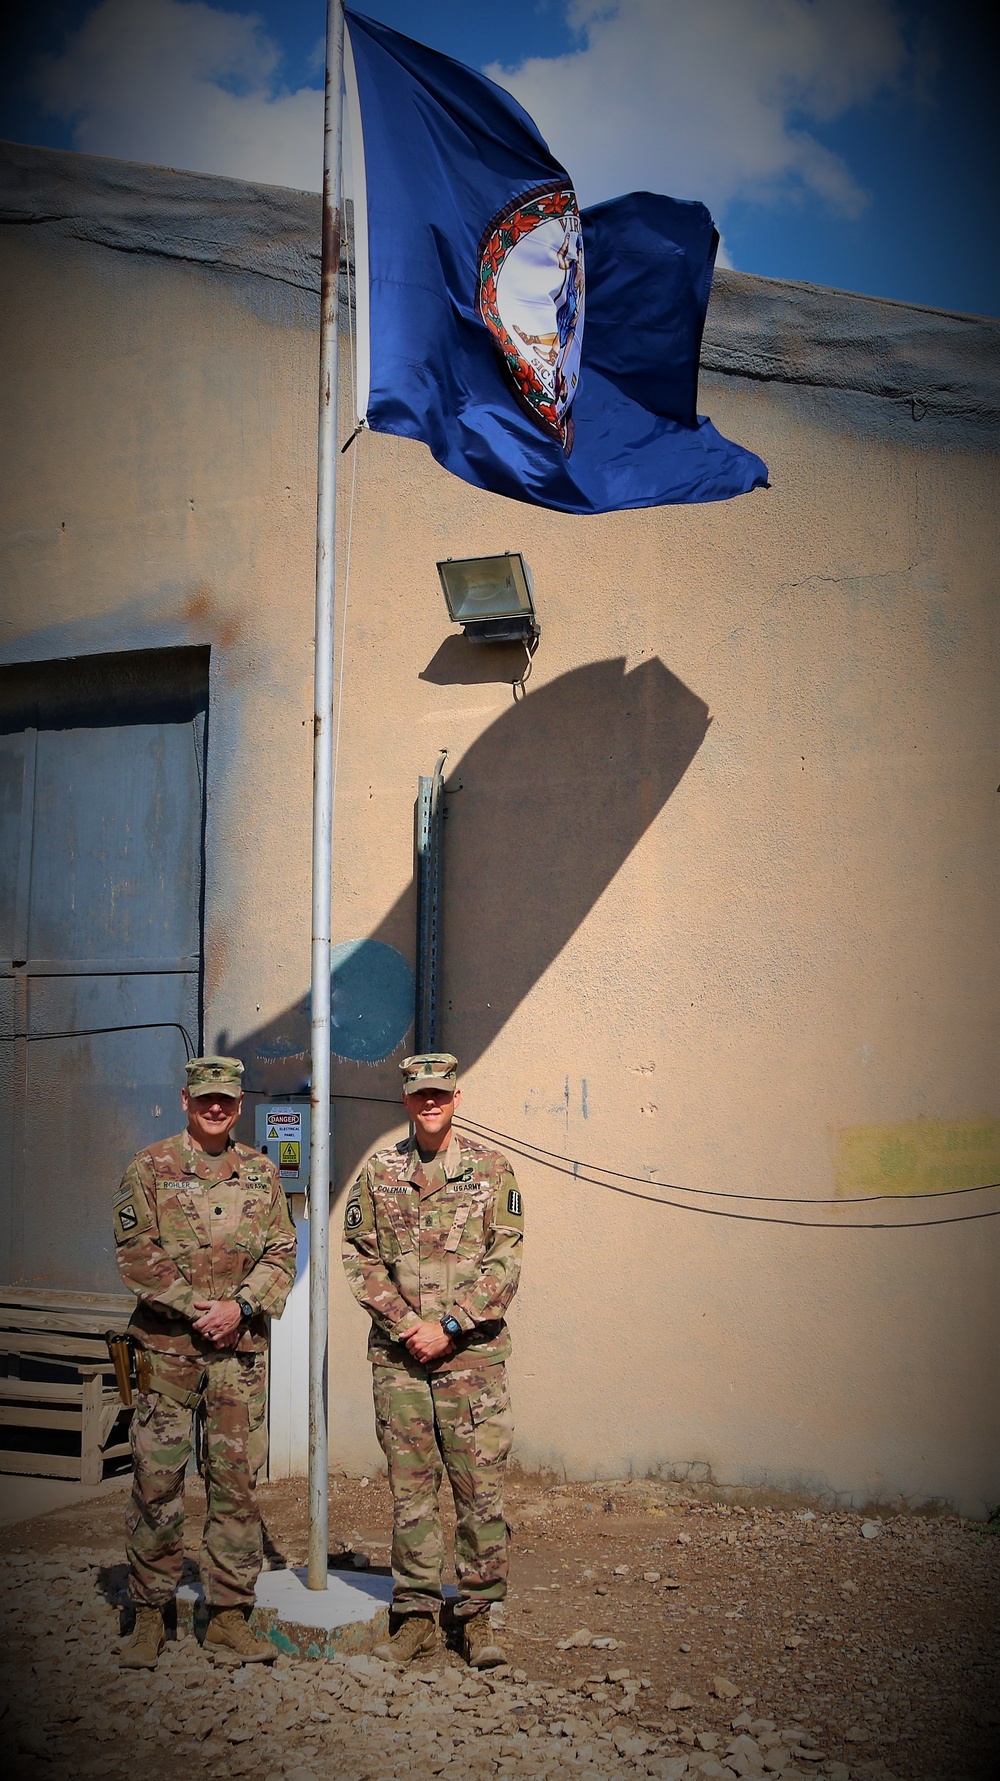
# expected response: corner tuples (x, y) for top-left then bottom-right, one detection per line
(0, 1022), (197, 1059)
(459, 1116), (1000, 1206)
(460, 1133), (1000, 1230)
(324, 1091), (1000, 1228)
(16, 1046), (988, 1226)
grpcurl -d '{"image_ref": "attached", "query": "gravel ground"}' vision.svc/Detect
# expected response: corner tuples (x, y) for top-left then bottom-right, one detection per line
(0, 1472), (997, 1781)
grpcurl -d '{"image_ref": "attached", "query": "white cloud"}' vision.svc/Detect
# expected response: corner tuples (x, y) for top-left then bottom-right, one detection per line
(487, 0), (913, 219)
(36, 0), (324, 191)
(36, 0), (915, 240)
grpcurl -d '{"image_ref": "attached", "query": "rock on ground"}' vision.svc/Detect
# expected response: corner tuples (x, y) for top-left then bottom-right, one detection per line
(0, 1477), (997, 1780)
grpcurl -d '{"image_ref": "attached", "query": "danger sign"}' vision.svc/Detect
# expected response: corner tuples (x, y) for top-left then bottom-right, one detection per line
(254, 1103), (310, 1190)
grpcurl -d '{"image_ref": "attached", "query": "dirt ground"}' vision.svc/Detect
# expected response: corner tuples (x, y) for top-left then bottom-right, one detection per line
(0, 1470), (997, 1781)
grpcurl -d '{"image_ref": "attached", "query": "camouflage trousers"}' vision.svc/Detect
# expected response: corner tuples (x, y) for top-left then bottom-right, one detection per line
(126, 1349), (268, 1609)
(372, 1359), (513, 1619)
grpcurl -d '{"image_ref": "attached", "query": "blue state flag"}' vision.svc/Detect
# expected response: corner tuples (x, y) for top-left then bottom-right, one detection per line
(344, 9), (768, 513)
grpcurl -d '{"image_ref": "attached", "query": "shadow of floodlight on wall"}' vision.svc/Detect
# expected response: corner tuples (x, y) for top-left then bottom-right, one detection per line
(419, 635), (531, 686)
(229, 655), (709, 1172)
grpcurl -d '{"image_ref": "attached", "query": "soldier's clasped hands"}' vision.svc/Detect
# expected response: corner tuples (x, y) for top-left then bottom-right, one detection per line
(403, 1319), (456, 1364)
(193, 1297), (243, 1346)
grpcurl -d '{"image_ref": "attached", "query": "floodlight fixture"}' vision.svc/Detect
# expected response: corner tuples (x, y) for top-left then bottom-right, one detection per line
(436, 552), (539, 645)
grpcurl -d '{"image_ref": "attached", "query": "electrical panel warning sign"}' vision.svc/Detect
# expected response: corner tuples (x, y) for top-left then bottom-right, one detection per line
(254, 1103), (310, 1191)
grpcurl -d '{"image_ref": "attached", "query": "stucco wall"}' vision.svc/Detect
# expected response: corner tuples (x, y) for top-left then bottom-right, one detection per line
(3, 141), (998, 1513)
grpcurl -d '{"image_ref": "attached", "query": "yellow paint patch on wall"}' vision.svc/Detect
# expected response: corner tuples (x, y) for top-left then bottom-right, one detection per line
(834, 1118), (1000, 1197)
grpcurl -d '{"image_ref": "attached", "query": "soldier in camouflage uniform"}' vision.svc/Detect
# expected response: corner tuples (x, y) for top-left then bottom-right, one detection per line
(113, 1056), (296, 1669)
(342, 1052), (523, 1669)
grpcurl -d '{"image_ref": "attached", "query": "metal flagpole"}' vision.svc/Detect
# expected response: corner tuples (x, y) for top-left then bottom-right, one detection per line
(308, 0), (346, 1592)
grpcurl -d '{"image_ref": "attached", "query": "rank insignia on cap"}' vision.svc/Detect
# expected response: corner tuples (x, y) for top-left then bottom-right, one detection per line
(400, 1052), (459, 1092)
(185, 1054), (244, 1096)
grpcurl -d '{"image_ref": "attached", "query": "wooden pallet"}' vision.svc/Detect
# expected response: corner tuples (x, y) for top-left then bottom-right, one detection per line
(0, 1287), (136, 1484)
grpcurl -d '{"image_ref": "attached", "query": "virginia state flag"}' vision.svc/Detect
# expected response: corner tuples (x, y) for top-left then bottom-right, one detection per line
(344, 9), (768, 513)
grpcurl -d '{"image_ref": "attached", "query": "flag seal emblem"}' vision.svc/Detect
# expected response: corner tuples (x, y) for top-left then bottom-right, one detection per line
(477, 181), (585, 454)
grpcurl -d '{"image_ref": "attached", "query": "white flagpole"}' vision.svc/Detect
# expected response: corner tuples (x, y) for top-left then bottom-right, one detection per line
(308, 0), (346, 1592)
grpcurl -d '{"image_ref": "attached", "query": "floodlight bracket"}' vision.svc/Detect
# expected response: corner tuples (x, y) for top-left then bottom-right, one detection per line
(461, 615), (540, 646)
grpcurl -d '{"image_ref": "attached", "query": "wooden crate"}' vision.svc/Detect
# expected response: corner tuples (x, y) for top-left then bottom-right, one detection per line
(0, 1287), (136, 1484)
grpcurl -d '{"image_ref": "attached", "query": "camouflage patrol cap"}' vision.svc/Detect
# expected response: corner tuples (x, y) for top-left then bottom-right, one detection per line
(185, 1055), (244, 1098)
(400, 1052), (458, 1093)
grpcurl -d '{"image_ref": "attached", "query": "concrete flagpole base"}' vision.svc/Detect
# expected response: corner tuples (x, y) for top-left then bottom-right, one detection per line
(176, 1566), (394, 1659)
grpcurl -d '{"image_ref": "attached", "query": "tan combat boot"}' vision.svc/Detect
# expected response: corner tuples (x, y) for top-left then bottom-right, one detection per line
(120, 1605), (165, 1669)
(373, 1612), (437, 1664)
(462, 1608), (506, 1669)
(204, 1606), (276, 1664)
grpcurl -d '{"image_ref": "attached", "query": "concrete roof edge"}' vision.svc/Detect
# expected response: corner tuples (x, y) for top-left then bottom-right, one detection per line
(712, 264), (998, 329)
(0, 137), (323, 293)
(704, 269), (1000, 420)
(2, 138), (998, 421)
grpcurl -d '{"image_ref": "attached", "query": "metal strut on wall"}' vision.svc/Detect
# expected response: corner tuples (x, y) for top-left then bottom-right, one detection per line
(415, 750), (447, 1052)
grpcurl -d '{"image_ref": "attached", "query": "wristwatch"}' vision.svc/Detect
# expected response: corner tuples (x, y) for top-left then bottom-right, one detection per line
(236, 1297), (255, 1321)
(440, 1314), (463, 1341)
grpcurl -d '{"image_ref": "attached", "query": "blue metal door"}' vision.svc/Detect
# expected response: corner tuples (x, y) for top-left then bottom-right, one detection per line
(0, 650), (208, 1291)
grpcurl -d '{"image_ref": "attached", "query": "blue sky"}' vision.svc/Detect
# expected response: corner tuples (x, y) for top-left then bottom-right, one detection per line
(3, 0), (997, 316)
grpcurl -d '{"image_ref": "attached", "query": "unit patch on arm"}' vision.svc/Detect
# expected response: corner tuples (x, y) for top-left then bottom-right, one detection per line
(113, 1173), (154, 1245)
(343, 1174), (374, 1237)
(493, 1178), (524, 1231)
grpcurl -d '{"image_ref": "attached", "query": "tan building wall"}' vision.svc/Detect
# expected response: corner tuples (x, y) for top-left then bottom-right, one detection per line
(2, 141), (998, 1513)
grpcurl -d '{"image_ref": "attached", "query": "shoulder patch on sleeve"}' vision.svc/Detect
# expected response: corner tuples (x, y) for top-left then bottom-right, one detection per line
(493, 1176), (524, 1232)
(113, 1190), (153, 1245)
(343, 1172), (374, 1237)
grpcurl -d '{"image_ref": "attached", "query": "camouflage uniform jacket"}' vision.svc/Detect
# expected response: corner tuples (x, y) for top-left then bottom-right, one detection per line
(113, 1130), (297, 1356)
(342, 1131), (523, 1371)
